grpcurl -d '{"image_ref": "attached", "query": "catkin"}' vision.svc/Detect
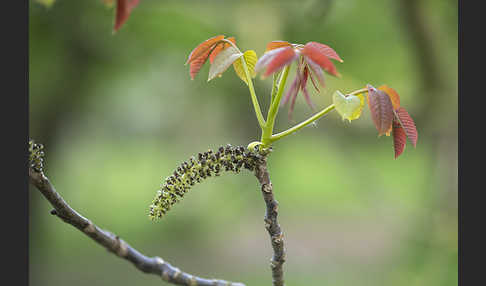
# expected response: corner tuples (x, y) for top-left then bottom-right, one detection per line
(149, 144), (267, 220)
(29, 139), (45, 173)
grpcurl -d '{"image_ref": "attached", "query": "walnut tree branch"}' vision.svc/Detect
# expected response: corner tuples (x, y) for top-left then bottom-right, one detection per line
(253, 152), (286, 286)
(28, 142), (244, 286)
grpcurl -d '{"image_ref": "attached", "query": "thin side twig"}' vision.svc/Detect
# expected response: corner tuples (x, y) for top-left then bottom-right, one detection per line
(29, 168), (245, 286)
(253, 154), (286, 286)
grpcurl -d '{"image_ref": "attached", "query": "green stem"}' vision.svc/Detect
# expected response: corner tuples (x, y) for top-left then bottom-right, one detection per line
(348, 87), (368, 96)
(241, 56), (266, 129)
(270, 73), (279, 104)
(261, 65), (291, 147)
(270, 104), (336, 142)
(222, 38), (266, 130)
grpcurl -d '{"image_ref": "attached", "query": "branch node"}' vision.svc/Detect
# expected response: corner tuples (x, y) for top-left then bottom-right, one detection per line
(188, 275), (197, 286)
(270, 259), (278, 269)
(264, 218), (272, 229)
(262, 183), (272, 193)
(154, 256), (165, 265)
(272, 204), (279, 213)
(83, 222), (96, 234)
(272, 233), (284, 244)
(173, 267), (182, 279)
(50, 209), (57, 215)
(162, 268), (170, 281)
(115, 236), (129, 257)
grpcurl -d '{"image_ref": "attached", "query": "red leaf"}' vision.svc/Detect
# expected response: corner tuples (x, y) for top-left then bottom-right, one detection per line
(266, 40), (292, 52)
(300, 66), (315, 110)
(392, 120), (407, 159)
(189, 48), (212, 80)
(301, 65), (309, 87)
(306, 58), (325, 88)
(288, 79), (299, 120)
(395, 107), (418, 147)
(303, 41), (343, 62)
(282, 73), (300, 107)
(262, 46), (298, 77)
(307, 66), (320, 92)
(114, 0), (140, 33)
(185, 35), (225, 65)
(127, 0), (139, 9)
(255, 48), (281, 73)
(367, 84), (394, 136)
(302, 47), (339, 77)
(379, 85), (401, 110)
(209, 37), (236, 64)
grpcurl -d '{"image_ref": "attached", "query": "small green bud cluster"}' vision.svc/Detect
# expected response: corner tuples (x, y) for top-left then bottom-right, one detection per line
(29, 139), (45, 173)
(149, 144), (268, 220)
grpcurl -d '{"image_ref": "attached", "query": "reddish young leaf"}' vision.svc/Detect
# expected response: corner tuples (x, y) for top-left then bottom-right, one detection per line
(302, 44), (339, 77)
(127, 0), (139, 9)
(207, 46), (242, 81)
(379, 85), (401, 110)
(255, 48), (283, 73)
(367, 84), (394, 136)
(395, 107), (418, 147)
(306, 58), (325, 88)
(302, 41), (343, 62)
(262, 46), (298, 77)
(307, 65), (321, 92)
(266, 40), (292, 52)
(114, 0), (140, 33)
(392, 120), (407, 159)
(300, 66), (315, 110)
(282, 72), (300, 107)
(282, 64), (315, 120)
(288, 78), (300, 119)
(185, 35), (225, 65)
(189, 48), (212, 80)
(209, 37), (236, 64)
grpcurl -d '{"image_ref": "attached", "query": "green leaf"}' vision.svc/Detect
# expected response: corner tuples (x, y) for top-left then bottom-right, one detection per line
(208, 46), (242, 81)
(333, 90), (364, 122)
(233, 50), (258, 85)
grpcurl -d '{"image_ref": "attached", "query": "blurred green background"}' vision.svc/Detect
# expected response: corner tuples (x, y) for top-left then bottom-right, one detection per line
(29, 0), (458, 285)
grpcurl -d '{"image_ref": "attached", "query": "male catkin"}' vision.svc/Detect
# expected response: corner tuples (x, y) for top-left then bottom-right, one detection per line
(149, 144), (268, 220)
(29, 139), (45, 173)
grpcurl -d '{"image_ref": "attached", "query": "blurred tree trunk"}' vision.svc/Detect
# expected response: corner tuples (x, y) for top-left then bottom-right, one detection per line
(396, 0), (457, 197)
(394, 0), (457, 278)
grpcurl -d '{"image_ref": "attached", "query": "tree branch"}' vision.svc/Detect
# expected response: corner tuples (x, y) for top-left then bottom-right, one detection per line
(30, 139), (286, 286)
(29, 168), (245, 286)
(253, 152), (286, 286)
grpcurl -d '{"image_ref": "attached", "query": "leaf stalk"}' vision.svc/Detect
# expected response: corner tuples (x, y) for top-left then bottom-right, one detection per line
(261, 65), (291, 147)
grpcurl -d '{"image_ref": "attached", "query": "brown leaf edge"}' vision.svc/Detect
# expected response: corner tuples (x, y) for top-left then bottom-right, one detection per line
(394, 107), (418, 147)
(113, 0), (140, 33)
(186, 35), (227, 80)
(392, 120), (407, 159)
(366, 84), (394, 137)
